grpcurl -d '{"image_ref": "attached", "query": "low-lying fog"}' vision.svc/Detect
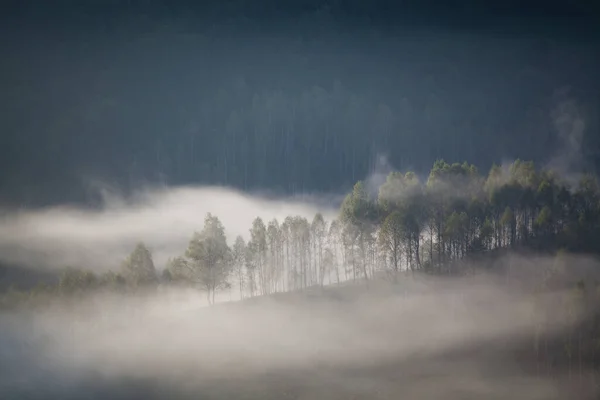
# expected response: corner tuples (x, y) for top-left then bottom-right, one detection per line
(0, 185), (339, 272)
(0, 272), (596, 400)
(0, 184), (598, 399)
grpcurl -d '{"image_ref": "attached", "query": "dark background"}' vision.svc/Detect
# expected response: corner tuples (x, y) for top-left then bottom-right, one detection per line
(1, 0), (599, 207)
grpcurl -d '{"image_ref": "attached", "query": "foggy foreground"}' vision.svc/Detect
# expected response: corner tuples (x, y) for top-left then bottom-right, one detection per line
(1, 271), (597, 400)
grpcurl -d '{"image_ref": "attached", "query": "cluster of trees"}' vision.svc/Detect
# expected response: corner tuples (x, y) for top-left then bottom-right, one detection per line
(3, 158), (600, 309)
(4, 158), (600, 389)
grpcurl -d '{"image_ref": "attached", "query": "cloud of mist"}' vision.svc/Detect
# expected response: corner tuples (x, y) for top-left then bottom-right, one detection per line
(0, 185), (338, 272)
(546, 87), (588, 183)
(364, 154), (396, 198)
(0, 265), (596, 399)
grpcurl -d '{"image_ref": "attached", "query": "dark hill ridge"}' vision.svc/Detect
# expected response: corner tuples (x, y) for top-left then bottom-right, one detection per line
(1, 0), (599, 207)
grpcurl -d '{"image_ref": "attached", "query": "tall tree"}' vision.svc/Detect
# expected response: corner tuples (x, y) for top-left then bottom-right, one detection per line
(267, 219), (283, 293)
(184, 213), (233, 305)
(248, 217), (268, 295)
(121, 242), (158, 288)
(327, 219), (342, 284)
(232, 235), (247, 299)
(378, 211), (404, 281)
(340, 181), (378, 281)
(311, 213), (327, 286)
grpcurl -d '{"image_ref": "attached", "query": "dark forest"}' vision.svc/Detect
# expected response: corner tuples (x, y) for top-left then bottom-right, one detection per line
(1, 0), (599, 205)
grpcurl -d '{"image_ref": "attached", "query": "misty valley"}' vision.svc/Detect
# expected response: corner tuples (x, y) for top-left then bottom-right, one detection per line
(2, 160), (600, 399)
(2, 1), (600, 399)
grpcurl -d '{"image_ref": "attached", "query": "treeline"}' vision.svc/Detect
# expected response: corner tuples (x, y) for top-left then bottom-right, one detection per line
(3, 158), (600, 309)
(3, 158), (600, 392)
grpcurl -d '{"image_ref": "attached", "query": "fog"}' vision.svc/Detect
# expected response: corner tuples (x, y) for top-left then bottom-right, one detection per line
(0, 185), (338, 272)
(0, 181), (598, 398)
(0, 267), (596, 399)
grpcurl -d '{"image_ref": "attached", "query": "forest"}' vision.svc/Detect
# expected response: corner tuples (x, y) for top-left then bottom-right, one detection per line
(3, 157), (600, 398)
(3, 157), (600, 303)
(3, 1), (600, 399)
(2, 0), (599, 207)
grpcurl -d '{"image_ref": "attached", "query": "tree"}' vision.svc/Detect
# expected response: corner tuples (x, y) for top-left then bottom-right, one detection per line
(311, 213), (327, 286)
(244, 245), (258, 297)
(121, 243), (158, 288)
(328, 219), (342, 284)
(283, 216), (311, 290)
(534, 206), (554, 244)
(248, 217), (268, 295)
(165, 256), (189, 284)
(281, 217), (293, 291)
(267, 219), (283, 293)
(99, 270), (127, 292)
(378, 211), (404, 281)
(232, 235), (247, 299)
(476, 217), (494, 252)
(378, 171), (425, 272)
(378, 171), (413, 214)
(184, 213), (233, 305)
(340, 181), (377, 281)
(403, 191), (427, 271)
(59, 267), (98, 295)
